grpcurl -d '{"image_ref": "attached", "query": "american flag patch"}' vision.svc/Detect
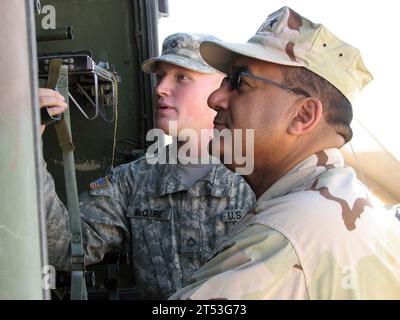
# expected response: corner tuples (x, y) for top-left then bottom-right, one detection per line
(89, 176), (110, 190)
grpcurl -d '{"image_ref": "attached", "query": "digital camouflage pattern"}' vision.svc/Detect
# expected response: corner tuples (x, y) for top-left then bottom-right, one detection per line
(142, 33), (221, 74)
(43, 150), (255, 299)
(199, 6), (372, 105)
(170, 149), (400, 299)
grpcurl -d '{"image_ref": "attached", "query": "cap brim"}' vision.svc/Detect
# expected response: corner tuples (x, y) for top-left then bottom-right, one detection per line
(142, 54), (216, 74)
(200, 40), (304, 74)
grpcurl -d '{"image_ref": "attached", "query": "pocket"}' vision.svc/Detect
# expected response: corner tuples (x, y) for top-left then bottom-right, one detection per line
(202, 209), (245, 256)
(143, 223), (174, 294)
(127, 206), (176, 296)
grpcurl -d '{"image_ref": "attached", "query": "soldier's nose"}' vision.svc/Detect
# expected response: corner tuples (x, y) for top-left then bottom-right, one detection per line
(155, 78), (171, 97)
(208, 86), (229, 111)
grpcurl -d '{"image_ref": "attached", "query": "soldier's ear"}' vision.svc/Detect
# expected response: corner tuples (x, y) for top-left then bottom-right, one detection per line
(287, 97), (323, 136)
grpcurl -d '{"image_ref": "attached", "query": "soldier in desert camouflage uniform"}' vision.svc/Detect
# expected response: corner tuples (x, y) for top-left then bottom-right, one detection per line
(40, 33), (255, 299)
(170, 7), (400, 299)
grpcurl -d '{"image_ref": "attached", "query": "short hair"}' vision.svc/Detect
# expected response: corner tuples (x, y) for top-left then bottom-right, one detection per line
(281, 66), (353, 142)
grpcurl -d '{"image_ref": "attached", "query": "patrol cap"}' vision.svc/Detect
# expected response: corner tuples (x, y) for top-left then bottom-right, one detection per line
(142, 32), (220, 74)
(200, 6), (373, 105)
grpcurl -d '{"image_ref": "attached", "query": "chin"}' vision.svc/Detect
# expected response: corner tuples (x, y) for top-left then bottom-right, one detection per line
(155, 124), (168, 135)
(156, 119), (177, 135)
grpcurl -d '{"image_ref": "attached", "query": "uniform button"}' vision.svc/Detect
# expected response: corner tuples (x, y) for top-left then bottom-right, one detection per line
(187, 237), (196, 247)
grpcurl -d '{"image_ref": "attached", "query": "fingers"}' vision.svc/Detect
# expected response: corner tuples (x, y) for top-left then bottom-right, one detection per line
(39, 88), (65, 104)
(47, 105), (67, 117)
(39, 96), (67, 110)
(39, 88), (68, 115)
(39, 88), (65, 101)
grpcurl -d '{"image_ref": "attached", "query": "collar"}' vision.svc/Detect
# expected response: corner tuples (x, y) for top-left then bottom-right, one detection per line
(256, 148), (344, 206)
(154, 147), (234, 198)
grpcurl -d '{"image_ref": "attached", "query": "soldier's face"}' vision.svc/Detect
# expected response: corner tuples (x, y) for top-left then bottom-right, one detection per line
(154, 62), (223, 137)
(207, 58), (297, 172)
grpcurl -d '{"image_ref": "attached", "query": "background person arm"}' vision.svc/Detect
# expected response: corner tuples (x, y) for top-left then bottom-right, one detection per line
(39, 88), (132, 271)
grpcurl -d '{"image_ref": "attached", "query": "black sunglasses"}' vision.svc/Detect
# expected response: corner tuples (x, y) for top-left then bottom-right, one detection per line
(223, 69), (311, 98)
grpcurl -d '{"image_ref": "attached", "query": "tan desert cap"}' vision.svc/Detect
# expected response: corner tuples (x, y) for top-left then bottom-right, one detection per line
(200, 6), (373, 105)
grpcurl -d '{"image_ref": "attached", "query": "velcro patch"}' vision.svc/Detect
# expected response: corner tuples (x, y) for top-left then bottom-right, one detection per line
(222, 209), (244, 222)
(89, 176), (110, 190)
(181, 228), (201, 253)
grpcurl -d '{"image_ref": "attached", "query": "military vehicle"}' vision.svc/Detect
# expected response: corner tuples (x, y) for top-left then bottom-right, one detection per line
(1, 0), (168, 300)
(1, 0), (399, 300)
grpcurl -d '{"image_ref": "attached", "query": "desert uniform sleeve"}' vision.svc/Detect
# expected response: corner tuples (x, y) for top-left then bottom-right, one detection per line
(43, 160), (131, 271)
(170, 224), (308, 300)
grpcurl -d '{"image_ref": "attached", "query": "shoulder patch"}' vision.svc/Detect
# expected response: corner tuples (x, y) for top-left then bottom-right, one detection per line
(89, 176), (110, 190)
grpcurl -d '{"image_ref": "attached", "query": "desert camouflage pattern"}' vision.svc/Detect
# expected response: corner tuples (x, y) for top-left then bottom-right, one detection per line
(200, 6), (372, 105)
(43, 150), (255, 299)
(142, 33), (220, 74)
(170, 148), (400, 299)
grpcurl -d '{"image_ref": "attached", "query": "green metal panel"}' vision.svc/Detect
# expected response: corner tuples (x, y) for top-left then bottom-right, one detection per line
(0, 0), (46, 300)
(0, 0), (161, 299)
(36, 0), (158, 202)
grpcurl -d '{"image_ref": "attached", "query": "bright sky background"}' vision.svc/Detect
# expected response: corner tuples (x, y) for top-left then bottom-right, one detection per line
(158, 0), (400, 161)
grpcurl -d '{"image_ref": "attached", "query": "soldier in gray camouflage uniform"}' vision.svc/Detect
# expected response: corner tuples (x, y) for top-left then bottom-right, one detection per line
(40, 33), (256, 299)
